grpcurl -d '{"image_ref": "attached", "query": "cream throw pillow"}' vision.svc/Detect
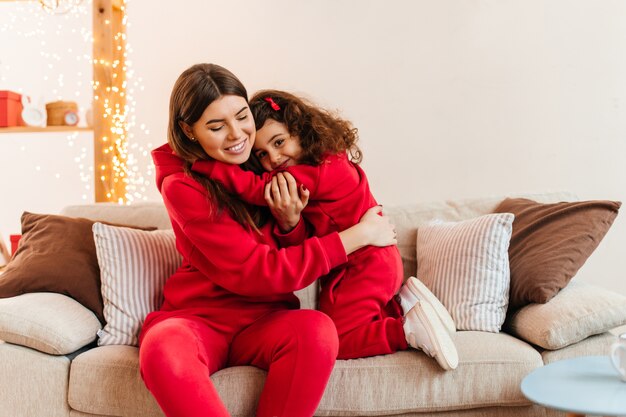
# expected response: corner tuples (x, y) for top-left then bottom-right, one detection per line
(0, 292), (101, 354)
(416, 213), (514, 332)
(505, 281), (626, 349)
(93, 223), (181, 346)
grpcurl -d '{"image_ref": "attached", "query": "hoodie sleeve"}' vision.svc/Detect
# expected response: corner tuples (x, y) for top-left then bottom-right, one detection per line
(193, 155), (353, 204)
(160, 175), (347, 297)
(192, 159), (269, 206)
(282, 154), (353, 200)
(273, 217), (312, 247)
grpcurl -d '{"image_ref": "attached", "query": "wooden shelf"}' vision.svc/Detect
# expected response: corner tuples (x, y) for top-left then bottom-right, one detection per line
(0, 126), (93, 133)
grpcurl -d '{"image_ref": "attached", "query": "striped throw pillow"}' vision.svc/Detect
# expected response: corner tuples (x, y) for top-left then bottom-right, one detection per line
(93, 222), (181, 346)
(416, 213), (514, 332)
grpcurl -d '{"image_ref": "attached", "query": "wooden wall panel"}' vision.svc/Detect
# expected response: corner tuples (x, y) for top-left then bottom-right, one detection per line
(92, 0), (126, 202)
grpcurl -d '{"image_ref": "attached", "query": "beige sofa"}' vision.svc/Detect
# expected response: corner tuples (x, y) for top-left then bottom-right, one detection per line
(1, 192), (626, 417)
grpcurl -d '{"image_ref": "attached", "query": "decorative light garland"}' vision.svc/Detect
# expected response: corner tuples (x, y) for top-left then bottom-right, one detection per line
(91, 0), (153, 204)
(39, 0), (85, 15)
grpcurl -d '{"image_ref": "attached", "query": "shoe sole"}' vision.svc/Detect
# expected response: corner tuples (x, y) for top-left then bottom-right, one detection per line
(408, 301), (459, 371)
(407, 277), (456, 334)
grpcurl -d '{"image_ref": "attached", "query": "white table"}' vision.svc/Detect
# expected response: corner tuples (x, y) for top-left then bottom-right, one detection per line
(521, 355), (626, 417)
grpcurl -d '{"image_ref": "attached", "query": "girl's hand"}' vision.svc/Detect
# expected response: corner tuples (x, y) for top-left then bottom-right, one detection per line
(357, 205), (397, 247)
(265, 172), (310, 232)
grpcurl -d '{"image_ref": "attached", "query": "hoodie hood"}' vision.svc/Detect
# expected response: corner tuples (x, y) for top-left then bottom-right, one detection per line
(152, 143), (185, 192)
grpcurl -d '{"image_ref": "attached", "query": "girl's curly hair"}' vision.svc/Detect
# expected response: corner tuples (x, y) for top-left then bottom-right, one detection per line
(249, 89), (362, 165)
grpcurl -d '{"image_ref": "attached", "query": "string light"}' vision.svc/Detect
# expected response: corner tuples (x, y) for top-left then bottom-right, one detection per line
(39, 0), (85, 15)
(119, 1), (153, 204)
(91, 0), (153, 204)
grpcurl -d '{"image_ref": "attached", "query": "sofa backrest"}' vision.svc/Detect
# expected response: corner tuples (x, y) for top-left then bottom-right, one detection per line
(61, 202), (173, 230)
(386, 191), (576, 280)
(60, 191), (576, 310)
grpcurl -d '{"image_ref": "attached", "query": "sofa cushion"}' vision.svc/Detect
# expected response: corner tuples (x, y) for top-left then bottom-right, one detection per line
(69, 332), (542, 417)
(0, 341), (71, 417)
(505, 281), (626, 350)
(540, 332), (616, 364)
(317, 331), (542, 415)
(493, 198), (621, 311)
(0, 292), (101, 355)
(416, 213), (514, 332)
(69, 345), (264, 417)
(93, 223), (181, 347)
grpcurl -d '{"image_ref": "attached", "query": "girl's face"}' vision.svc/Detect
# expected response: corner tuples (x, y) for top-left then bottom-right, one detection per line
(180, 94), (255, 165)
(253, 119), (303, 172)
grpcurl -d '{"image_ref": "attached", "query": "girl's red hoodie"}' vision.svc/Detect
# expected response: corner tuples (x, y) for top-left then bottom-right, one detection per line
(143, 143), (347, 334)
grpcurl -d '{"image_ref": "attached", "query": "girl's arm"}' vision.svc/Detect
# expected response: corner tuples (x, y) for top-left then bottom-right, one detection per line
(192, 154), (351, 207)
(193, 157), (344, 203)
(191, 159), (270, 205)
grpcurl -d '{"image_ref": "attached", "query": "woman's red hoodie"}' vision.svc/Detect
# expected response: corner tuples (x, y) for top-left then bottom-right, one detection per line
(142, 144), (347, 334)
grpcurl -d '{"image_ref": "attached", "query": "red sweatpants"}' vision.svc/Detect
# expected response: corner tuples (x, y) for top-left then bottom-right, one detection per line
(139, 309), (338, 417)
(318, 246), (408, 359)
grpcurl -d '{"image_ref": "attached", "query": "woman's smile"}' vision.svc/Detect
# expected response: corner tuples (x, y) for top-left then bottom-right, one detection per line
(225, 139), (248, 154)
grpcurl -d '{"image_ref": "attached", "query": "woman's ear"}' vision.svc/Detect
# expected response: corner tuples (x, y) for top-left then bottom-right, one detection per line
(178, 120), (194, 140)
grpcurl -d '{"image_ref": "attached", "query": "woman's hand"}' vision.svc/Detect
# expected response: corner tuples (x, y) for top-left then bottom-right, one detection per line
(358, 205), (397, 247)
(338, 205), (397, 255)
(265, 172), (310, 232)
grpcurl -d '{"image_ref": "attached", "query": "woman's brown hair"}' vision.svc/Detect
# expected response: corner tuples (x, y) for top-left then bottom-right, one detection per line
(249, 90), (362, 165)
(167, 63), (264, 231)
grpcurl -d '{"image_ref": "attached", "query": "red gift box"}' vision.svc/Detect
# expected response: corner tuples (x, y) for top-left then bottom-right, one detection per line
(10, 234), (21, 256)
(0, 91), (25, 127)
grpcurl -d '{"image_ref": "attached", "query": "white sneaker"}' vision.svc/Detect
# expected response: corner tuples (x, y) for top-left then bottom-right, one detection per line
(398, 276), (456, 334)
(404, 300), (459, 371)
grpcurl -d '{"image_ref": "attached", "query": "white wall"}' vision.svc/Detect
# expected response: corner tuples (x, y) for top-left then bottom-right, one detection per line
(2, 1), (625, 297)
(126, 0), (626, 295)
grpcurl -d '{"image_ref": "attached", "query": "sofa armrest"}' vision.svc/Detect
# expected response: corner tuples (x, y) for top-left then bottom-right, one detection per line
(505, 281), (626, 350)
(0, 292), (101, 355)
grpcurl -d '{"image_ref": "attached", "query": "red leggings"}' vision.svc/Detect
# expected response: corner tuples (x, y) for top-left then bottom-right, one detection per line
(139, 309), (338, 417)
(319, 247), (408, 359)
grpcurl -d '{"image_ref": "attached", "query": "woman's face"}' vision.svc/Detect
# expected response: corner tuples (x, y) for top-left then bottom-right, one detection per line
(253, 119), (303, 172)
(184, 95), (256, 165)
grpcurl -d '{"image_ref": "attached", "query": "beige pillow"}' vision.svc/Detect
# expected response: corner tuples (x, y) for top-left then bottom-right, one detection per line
(0, 292), (102, 355)
(505, 281), (626, 350)
(416, 213), (514, 332)
(93, 223), (181, 346)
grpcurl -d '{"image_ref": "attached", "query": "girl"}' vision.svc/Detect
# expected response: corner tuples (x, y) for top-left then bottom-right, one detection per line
(140, 64), (399, 417)
(192, 90), (459, 370)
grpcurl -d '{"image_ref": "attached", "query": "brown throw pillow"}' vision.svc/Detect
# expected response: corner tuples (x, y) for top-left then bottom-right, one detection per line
(0, 212), (154, 324)
(493, 198), (621, 312)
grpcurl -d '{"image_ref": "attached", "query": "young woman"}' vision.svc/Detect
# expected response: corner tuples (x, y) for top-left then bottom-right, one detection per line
(190, 89), (458, 370)
(138, 63), (399, 417)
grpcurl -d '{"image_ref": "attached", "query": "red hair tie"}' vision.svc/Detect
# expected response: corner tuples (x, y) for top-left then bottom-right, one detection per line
(264, 97), (281, 111)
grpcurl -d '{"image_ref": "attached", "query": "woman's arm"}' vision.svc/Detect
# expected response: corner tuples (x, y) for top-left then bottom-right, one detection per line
(339, 205), (397, 252)
(162, 176), (395, 297)
(162, 176), (345, 296)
